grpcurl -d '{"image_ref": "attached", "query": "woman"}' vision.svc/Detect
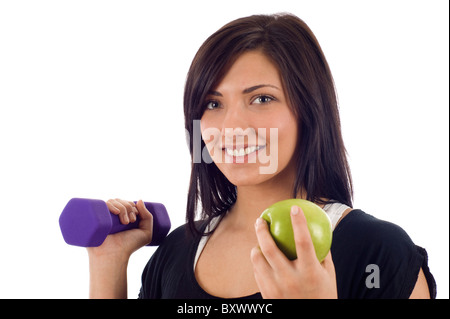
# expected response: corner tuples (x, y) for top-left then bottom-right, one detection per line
(88, 13), (436, 299)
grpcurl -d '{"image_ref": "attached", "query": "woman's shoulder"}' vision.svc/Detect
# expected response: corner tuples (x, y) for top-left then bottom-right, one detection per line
(335, 209), (412, 245)
(156, 220), (207, 249)
(331, 209), (436, 298)
(140, 220), (208, 298)
(333, 209), (422, 264)
(147, 222), (202, 270)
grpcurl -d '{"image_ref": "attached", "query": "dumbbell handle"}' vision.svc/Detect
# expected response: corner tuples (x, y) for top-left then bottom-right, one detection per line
(108, 201), (152, 234)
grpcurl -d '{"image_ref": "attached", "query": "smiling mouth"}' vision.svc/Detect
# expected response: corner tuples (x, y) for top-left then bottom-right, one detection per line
(223, 145), (266, 157)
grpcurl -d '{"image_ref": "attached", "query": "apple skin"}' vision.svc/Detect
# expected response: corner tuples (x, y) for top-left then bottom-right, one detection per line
(260, 199), (332, 262)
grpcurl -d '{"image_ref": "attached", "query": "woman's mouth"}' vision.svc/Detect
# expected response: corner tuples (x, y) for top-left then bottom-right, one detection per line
(222, 145), (266, 163)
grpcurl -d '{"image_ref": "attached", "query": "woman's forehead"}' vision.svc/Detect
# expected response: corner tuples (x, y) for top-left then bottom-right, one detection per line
(211, 51), (283, 94)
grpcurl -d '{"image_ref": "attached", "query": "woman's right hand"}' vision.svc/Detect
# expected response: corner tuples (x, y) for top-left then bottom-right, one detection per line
(87, 199), (153, 298)
(87, 198), (154, 261)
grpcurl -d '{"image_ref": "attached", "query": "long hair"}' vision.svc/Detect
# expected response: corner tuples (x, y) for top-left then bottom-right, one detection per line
(184, 13), (353, 235)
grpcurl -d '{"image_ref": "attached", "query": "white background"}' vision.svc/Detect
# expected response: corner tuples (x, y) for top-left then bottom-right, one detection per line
(0, 0), (448, 299)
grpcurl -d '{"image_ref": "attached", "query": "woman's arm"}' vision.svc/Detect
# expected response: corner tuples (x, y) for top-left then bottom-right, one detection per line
(409, 268), (431, 299)
(88, 250), (129, 299)
(87, 199), (153, 299)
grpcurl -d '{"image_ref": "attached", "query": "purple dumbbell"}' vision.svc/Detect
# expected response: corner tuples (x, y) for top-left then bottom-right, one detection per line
(59, 198), (171, 247)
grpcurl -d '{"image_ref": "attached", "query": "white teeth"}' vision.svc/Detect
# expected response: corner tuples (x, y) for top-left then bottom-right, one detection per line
(225, 145), (263, 157)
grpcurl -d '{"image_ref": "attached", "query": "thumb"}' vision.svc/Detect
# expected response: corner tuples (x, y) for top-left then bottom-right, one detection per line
(136, 200), (153, 243)
(136, 199), (153, 221)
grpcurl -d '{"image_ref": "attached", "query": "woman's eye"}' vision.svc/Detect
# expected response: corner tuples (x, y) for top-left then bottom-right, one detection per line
(252, 95), (275, 104)
(205, 101), (220, 110)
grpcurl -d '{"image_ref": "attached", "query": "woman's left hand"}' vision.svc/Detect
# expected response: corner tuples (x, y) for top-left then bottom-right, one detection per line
(250, 205), (338, 299)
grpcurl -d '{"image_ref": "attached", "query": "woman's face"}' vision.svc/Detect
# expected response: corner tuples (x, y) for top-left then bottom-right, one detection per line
(200, 50), (298, 187)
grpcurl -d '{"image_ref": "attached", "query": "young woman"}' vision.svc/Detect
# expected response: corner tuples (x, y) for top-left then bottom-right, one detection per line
(88, 13), (436, 299)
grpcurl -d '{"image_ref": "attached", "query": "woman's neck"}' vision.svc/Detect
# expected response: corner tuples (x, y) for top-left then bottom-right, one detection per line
(225, 162), (301, 230)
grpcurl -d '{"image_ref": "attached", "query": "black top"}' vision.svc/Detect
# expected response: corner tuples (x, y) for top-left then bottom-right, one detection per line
(138, 209), (437, 299)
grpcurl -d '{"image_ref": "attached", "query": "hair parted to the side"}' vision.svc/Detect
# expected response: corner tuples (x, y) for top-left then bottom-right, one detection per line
(184, 13), (353, 235)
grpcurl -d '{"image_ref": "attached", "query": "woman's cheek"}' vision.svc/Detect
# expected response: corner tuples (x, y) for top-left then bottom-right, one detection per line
(201, 125), (223, 162)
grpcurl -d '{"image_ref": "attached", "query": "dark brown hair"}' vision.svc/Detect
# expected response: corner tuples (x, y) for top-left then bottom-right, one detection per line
(184, 13), (353, 235)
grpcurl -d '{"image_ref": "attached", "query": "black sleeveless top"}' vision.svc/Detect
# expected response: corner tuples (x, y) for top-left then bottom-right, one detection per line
(138, 209), (436, 299)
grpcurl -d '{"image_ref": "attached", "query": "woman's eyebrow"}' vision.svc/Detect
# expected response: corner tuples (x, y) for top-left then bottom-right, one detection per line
(207, 90), (223, 97)
(242, 84), (280, 94)
(207, 84), (280, 97)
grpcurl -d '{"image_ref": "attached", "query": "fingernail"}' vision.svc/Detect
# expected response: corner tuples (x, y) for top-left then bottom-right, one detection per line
(291, 205), (299, 215)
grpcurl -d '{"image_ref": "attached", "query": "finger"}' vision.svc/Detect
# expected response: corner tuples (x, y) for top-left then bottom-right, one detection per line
(291, 205), (318, 267)
(110, 199), (130, 224)
(250, 246), (271, 274)
(115, 198), (136, 212)
(106, 199), (121, 215)
(254, 217), (290, 271)
(250, 246), (276, 296)
(136, 199), (153, 221)
(136, 200), (153, 244)
(115, 198), (138, 223)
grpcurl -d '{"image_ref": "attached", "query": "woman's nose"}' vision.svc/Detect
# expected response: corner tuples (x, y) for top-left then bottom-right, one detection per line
(221, 105), (259, 146)
(220, 101), (249, 135)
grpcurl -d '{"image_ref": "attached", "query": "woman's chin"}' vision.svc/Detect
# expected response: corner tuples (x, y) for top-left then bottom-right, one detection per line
(219, 166), (273, 187)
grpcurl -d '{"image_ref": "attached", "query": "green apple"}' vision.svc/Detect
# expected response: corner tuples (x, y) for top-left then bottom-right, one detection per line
(260, 199), (332, 262)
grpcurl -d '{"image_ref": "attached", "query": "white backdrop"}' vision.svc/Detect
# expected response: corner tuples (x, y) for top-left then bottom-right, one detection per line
(0, 0), (448, 299)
